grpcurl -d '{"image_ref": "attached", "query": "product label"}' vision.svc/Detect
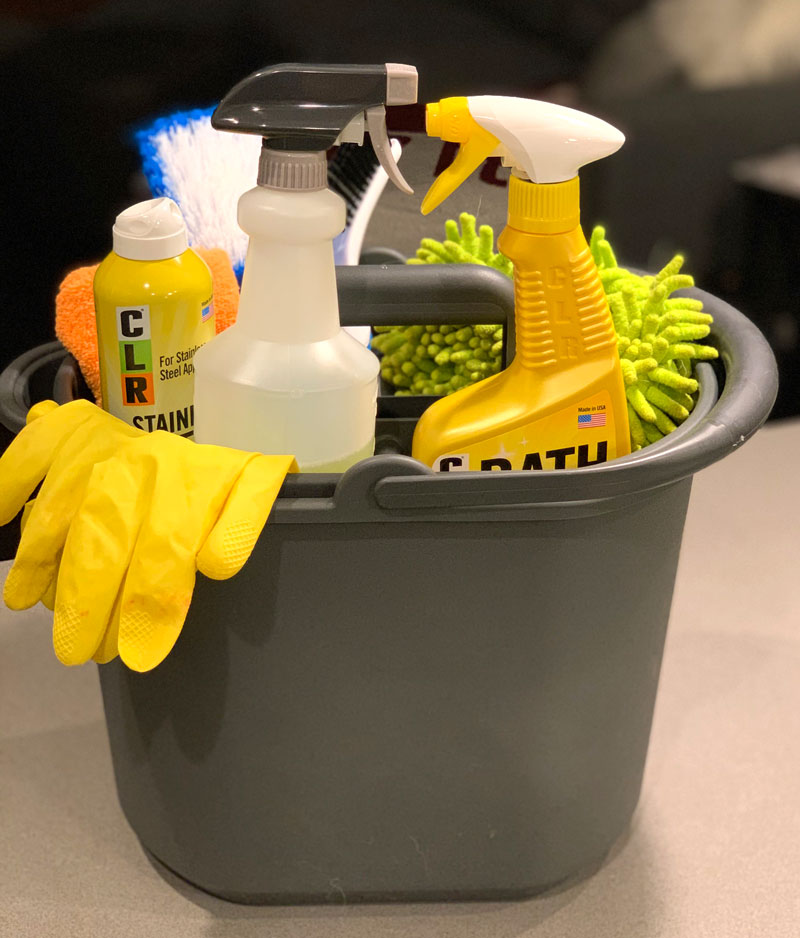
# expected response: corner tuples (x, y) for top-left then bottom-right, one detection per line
(100, 293), (215, 437)
(432, 392), (619, 472)
(117, 305), (155, 406)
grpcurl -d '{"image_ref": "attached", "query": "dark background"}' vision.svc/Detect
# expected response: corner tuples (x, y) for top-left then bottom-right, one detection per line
(1, 0), (799, 557)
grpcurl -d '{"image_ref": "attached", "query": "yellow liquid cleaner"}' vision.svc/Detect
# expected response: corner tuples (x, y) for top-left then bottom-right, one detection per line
(413, 176), (630, 471)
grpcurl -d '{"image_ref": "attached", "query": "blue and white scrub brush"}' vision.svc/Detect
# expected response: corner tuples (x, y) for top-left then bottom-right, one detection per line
(137, 108), (259, 279)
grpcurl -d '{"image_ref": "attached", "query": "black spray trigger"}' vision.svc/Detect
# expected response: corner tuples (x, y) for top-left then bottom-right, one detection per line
(212, 62), (418, 192)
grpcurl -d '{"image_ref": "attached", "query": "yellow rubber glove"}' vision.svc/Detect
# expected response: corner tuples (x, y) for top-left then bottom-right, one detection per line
(1, 400), (142, 611)
(52, 431), (295, 671)
(0, 401), (297, 671)
(10, 403), (139, 658)
(20, 501), (57, 611)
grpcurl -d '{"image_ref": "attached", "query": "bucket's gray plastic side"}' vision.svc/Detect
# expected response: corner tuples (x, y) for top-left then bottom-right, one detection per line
(100, 478), (692, 903)
(95, 280), (776, 903)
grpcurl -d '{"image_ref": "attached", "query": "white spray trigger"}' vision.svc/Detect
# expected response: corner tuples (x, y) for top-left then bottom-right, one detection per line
(467, 96), (625, 184)
(366, 105), (413, 195)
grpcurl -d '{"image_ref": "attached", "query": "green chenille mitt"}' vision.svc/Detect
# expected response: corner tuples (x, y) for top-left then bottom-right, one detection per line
(372, 213), (719, 451)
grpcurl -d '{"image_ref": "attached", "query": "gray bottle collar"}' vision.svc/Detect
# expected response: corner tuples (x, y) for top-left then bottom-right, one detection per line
(257, 148), (327, 191)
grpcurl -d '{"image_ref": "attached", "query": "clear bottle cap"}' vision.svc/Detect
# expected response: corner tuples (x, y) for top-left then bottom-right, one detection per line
(112, 197), (189, 261)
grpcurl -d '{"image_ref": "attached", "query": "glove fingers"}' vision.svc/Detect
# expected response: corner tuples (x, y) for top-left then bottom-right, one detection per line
(0, 400), (96, 526)
(115, 447), (278, 671)
(117, 549), (196, 673)
(39, 553), (59, 611)
(26, 400), (60, 424)
(196, 454), (296, 580)
(92, 588), (122, 664)
(16, 500), (59, 610)
(52, 460), (144, 666)
(115, 453), (196, 672)
(4, 529), (61, 611)
(4, 409), (140, 610)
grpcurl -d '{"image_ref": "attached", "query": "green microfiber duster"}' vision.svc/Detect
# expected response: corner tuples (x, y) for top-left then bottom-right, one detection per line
(589, 226), (719, 449)
(372, 215), (509, 395)
(406, 213), (513, 278)
(372, 213), (719, 450)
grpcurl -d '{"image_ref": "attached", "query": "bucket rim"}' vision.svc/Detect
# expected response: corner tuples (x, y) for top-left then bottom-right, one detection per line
(366, 286), (777, 512)
(0, 286), (777, 513)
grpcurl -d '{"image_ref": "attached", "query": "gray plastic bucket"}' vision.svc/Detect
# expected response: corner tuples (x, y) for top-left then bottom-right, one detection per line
(0, 264), (777, 904)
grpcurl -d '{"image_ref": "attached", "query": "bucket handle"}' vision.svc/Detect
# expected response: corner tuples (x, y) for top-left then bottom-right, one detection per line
(337, 264), (516, 361)
(0, 341), (67, 435)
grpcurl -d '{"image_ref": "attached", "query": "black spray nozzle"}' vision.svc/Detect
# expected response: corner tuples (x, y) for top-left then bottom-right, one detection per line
(212, 62), (418, 193)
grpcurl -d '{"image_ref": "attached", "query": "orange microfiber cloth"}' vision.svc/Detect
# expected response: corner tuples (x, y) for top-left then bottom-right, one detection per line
(55, 247), (240, 405)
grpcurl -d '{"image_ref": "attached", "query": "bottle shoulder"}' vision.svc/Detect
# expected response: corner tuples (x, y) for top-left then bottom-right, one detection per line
(237, 185), (345, 240)
(195, 326), (379, 391)
(414, 359), (625, 455)
(93, 249), (212, 301)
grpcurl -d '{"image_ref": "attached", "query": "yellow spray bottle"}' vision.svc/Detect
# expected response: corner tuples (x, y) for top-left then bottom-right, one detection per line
(412, 96), (630, 472)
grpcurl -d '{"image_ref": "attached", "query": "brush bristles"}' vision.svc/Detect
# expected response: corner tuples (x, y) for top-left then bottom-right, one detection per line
(328, 143), (380, 224)
(138, 110), (260, 274)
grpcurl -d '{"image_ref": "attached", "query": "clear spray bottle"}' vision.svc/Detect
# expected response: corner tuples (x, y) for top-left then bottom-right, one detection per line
(193, 63), (417, 471)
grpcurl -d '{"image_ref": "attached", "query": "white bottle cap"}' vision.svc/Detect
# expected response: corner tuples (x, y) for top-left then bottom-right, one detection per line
(112, 197), (189, 261)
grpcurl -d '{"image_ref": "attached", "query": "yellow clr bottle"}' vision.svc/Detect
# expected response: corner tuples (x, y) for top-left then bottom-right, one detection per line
(412, 96), (631, 472)
(94, 197), (215, 436)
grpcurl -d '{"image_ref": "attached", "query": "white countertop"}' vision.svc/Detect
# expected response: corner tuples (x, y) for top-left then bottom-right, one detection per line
(2, 418), (799, 938)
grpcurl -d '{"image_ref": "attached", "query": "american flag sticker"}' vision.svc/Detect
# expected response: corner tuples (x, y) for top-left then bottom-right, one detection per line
(578, 412), (607, 428)
(201, 302), (214, 323)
